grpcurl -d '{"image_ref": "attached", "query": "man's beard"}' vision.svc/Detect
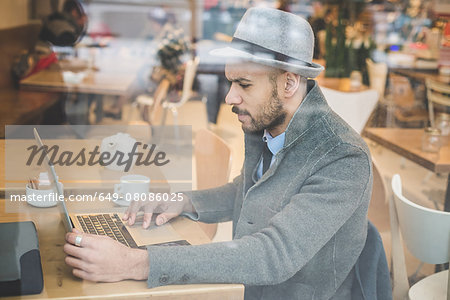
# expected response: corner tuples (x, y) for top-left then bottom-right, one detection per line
(232, 89), (287, 134)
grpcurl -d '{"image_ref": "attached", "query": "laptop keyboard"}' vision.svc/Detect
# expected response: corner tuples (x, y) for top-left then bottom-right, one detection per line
(76, 214), (142, 249)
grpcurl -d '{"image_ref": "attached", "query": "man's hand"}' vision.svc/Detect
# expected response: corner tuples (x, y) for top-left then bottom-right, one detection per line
(64, 229), (149, 282)
(123, 193), (194, 229)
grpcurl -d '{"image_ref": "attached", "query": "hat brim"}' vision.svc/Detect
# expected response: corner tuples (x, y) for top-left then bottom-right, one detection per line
(210, 46), (324, 78)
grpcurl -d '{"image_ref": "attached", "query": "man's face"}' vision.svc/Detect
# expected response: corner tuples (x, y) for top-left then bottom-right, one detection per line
(224, 62), (287, 134)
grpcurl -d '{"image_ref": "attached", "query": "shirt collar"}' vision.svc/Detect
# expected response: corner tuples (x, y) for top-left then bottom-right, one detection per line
(262, 130), (285, 156)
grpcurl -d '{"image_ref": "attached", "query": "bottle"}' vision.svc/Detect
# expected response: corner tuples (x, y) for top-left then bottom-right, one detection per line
(422, 127), (442, 153)
(435, 113), (450, 136)
(350, 71), (362, 88)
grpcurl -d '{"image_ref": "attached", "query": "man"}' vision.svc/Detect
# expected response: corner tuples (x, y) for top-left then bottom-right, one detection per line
(64, 8), (373, 299)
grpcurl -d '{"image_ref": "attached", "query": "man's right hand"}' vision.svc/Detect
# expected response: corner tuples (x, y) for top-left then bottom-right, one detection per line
(122, 193), (194, 229)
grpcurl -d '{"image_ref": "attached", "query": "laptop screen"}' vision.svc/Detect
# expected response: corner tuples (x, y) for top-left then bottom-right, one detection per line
(33, 128), (73, 232)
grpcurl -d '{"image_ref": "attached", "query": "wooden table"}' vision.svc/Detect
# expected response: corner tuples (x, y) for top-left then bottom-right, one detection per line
(19, 58), (140, 124)
(316, 77), (369, 93)
(389, 68), (450, 85)
(0, 199), (244, 299)
(20, 60), (138, 97)
(311, 58), (369, 93)
(363, 127), (450, 211)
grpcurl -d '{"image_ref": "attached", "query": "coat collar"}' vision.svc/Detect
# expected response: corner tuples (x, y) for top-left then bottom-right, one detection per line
(284, 80), (330, 148)
(242, 80), (330, 190)
(244, 80), (330, 151)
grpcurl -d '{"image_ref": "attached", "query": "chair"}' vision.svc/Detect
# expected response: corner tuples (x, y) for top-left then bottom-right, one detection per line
(351, 221), (392, 299)
(194, 129), (232, 240)
(388, 74), (428, 128)
(390, 174), (450, 300)
(368, 160), (390, 257)
(160, 56), (201, 127)
(366, 58), (393, 127)
(366, 58), (388, 101)
(321, 87), (379, 134)
(134, 57), (200, 127)
(133, 78), (170, 125)
(426, 78), (450, 128)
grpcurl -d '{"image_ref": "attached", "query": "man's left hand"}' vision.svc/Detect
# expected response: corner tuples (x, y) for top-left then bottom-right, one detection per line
(64, 229), (149, 282)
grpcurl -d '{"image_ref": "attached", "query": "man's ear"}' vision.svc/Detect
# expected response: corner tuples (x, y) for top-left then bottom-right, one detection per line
(283, 72), (301, 98)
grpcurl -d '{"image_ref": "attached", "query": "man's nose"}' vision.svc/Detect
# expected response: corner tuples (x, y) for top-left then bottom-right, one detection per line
(225, 84), (242, 106)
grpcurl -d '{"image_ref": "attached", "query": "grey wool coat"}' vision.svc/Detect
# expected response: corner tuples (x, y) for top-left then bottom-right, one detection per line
(147, 80), (373, 300)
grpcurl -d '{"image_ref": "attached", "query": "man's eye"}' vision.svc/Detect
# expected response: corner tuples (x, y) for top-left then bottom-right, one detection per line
(239, 83), (251, 89)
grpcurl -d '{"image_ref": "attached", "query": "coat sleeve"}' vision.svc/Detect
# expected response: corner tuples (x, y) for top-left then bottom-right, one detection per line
(181, 174), (242, 223)
(147, 143), (371, 288)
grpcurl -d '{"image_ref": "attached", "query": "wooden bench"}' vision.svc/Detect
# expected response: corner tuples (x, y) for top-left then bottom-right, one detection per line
(0, 23), (63, 138)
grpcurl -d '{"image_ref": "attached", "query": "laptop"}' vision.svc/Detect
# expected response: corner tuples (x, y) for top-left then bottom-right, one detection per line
(32, 128), (187, 248)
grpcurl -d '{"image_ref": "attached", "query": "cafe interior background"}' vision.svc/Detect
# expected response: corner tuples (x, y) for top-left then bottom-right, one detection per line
(0, 0), (449, 293)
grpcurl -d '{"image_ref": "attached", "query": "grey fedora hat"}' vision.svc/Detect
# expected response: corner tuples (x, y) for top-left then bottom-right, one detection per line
(210, 7), (324, 78)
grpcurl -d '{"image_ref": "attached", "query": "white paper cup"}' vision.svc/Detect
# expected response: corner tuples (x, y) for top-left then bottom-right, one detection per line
(26, 182), (63, 208)
(114, 175), (150, 204)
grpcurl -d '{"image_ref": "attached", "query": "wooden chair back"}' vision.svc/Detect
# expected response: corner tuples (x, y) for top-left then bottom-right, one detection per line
(387, 74), (429, 127)
(147, 78), (170, 125)
(179, 56), (200, 106)
(194, 129), (232, 239)
(388, 74), (416, 109)
(160, 57), (200, 127)
(366, 58), (388, 100)
(195, 128), (231, 190)
(367, 160), (392, 272)
(426, 78), (450, 128)
(368, 160), (389, 232)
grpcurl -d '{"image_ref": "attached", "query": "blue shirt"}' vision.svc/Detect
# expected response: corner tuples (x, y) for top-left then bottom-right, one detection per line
(257, 130), (285, 180)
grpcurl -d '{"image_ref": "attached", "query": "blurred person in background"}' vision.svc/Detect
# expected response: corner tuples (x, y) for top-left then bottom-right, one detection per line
(345, 9), (376, 85)
(308, 1), (327, 59)
(148, 8), (191, 90)
(275, 0), (291, 12)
